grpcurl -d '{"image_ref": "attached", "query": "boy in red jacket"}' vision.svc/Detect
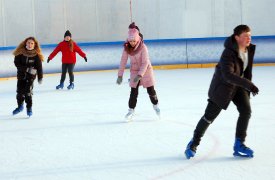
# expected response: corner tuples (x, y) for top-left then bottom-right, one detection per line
(47, 30), (87, 90)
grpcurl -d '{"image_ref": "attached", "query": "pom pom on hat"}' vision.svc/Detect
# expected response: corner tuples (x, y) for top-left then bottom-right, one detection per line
(128, 22), (140, 32)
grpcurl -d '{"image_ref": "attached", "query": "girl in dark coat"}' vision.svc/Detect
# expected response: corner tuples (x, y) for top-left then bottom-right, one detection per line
(13, 37), (44, 117)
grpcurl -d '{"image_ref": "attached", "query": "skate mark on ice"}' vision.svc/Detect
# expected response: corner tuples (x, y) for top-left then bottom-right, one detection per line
(0, 118), (148, 134)
(0, 115), (30, 121)
(0, 156), (188, 179)
(150, 120), (220, 180)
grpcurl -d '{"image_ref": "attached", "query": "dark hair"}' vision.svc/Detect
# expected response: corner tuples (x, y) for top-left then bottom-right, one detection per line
(129, 22), (144, 40)
(129, 22), (140, 31)
(234, 25), (251, 36)
(124, 42), (134, 54)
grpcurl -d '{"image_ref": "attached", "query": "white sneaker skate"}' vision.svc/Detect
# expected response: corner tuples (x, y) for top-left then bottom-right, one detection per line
(153, 104), (161, 118)
(125, 108), (135, 122)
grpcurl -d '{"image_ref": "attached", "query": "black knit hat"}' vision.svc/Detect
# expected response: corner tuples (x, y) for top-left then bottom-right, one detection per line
(64, 30), (72, 38)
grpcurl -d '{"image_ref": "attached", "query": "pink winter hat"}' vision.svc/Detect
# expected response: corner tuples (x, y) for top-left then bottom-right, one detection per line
(128, 28), (140, 42)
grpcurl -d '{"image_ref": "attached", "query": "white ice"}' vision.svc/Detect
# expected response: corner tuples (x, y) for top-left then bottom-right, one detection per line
(0, 66), (274, 180)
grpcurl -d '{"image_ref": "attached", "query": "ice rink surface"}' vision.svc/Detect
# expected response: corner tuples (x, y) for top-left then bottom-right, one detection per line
(0, 66), (274, 180)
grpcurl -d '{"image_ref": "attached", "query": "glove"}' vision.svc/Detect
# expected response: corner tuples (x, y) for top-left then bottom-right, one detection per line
(47, 58), (50, 63)
(84, 57), (87, 62)
(134, 75), (142, 83)
(116, 76), (123, 85)
(250, 84), (259, 96)
(38, 79), (43, 85)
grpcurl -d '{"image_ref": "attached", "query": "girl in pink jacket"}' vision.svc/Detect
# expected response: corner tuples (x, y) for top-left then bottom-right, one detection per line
(117, 25), (160, 121)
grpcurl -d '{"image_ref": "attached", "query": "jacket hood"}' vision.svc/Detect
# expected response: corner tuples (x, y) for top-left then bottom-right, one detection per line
(224, 35), (239, 53)
(224, 35), (256, 54)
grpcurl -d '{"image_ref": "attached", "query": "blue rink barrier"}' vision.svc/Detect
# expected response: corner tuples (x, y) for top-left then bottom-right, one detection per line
(0, 36), (275, 78)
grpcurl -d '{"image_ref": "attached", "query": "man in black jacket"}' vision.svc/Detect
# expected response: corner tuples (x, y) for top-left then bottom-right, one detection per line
(185, 25), (259, 159)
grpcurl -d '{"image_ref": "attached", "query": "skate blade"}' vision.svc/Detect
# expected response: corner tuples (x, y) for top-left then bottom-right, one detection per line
(125, 115), (134, 123)
(233, 152), (254, 158)
(125, 118), (133, 123)
(157, 114), (161, 120)
(12, 110), (23, 116)
(125, 119), (133, 123)
(155, 111), (161, 119)
(125, 117), (133, 122)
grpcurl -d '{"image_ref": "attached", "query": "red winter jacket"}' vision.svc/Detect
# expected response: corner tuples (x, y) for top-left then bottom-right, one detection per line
(48, 41), (86, 64)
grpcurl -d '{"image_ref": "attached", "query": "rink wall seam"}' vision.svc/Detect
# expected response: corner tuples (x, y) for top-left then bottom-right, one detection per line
(1, 35), (275, 78)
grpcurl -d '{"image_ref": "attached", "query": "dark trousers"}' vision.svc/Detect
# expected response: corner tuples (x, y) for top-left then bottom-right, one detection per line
(61, 64), (75, 84)
(16, 79), (34, 109)
(129, 81), (159, 109)
(193, 88), (251, 146)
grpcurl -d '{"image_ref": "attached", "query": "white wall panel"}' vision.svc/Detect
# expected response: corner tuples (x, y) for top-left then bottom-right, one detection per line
(158, 0), (186, 39)
(95, 0), (130, 41)
(223, 0), (242, 35)
(0, 0), (5, 46)
(132, 0), (160, 39)
(66, 0), (97, 42)
(34, 0), (66, 44)
(185, 0), (213, 38)
(4, 0), (34, 45)
(242, 0), (275, 36)
(0, 0), (275, 47)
